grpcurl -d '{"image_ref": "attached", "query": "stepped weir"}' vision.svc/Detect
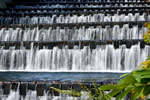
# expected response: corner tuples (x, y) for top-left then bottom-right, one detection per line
(0, 0), (149, 99)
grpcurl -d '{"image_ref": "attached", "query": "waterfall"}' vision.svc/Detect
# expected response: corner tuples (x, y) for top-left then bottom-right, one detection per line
(39, 0), (142, 2)
(0, 85), (89, 100)
(0, 13), (149, 24)
(13, 4), (150, 9)
(0, 0), (149, 72)
(0, 25), (147, 41)
(0, 82), (127, 100)
(0, 43), (148, 71)
(2, 90), (87, 100)
(0, 0), (149, 99)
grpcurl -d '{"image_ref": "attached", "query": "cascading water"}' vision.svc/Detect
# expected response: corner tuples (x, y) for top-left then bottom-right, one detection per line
(2, 90), (85, 100)
(0, 1), (148, 71)
(0, 25), (147, 41)
(39, 0), (142, 2)
(13, 4), (150, 9)
(0, 83), (89, 100)
(0, 13), (149, 24)
(0, 0), (149, 72)
(0, 0), (149, 99)
(0, 82), (128, 100)
(0, 43), (148, 71)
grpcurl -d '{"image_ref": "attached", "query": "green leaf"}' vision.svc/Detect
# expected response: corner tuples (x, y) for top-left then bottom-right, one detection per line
(148, 56), (150, 59)
(132, 69), (150, 83)
(143, 85), (150, 96)
(116, 85), (134, 100)
(134, 83), (145, 87)
(50, 87), (81, 96)
(117, 74), (136, 86)
(120, 73), (128, 78)
(99, 85), (123, 91)
(140, 78), (150, 84)
(133, 69), (150, 76)
(108, 89), (123, 97)
(148, 23), (150, 29)
(130, 86), (144, 100)
(140, 75), (150, 79)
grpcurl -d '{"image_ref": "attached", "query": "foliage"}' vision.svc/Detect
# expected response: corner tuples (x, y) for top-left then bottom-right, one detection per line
(50, 82), (111, 100)
(100, 66), (150, 100)
(143, 23), (150, 43)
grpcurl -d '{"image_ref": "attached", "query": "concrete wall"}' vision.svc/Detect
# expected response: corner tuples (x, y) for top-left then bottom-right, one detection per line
(0, 0), (12, 8)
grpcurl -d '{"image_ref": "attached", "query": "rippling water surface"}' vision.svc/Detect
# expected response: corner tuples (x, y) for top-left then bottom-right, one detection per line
(0, 72), (124, 81)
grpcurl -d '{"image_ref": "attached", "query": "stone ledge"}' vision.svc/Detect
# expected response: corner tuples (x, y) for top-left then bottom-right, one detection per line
(0, 10), (149, 17)
(0, 39), (147, 49)
(0, 21), (146, 29)
(1, 80), (115, 96)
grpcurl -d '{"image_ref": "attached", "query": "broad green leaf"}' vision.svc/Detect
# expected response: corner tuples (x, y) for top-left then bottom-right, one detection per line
(132, 69), (150, 83)
(130, 86), (144, 100)
(143, 85), (150, 96)
(134, 83), (145, 87)
(141, 78), (150, 84)
(108, 89), (123, 97)
(116, 85), (134, 100)
(117, 74), (136, 86)
(148, 23), (150, 29)
(120, 73), (128, 78)
(50, 87), (81, 96)
(140, 75), (150, 79)
(99, 85), (123, 91)
(133, 69), (150, 76)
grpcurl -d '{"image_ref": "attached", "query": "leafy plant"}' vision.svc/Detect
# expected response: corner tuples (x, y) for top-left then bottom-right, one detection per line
(50, 82), (111, 100)
(143, 23), (150, 43)
(100, 67), (150, 100)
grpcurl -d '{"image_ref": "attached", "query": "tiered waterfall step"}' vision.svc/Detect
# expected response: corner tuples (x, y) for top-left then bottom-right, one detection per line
(0, 21), (146, 27)
(6, 2), (150, 9)
(0, 13), (149, 24)
(0, 39), (146, 49)
(0, 22), (146, 41)
(1, 7), (150, 12)
(0, 0), (149, 100)
(7, 2), (150, 5)
(0, 10), (150, 17)
(0, 0), (148, 72)
(11, 0), (145, 2)
(2, 81), (113, 96)
(1, 1), (150, 24)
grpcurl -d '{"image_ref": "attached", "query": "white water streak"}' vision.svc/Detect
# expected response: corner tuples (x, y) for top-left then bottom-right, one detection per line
(0, 13), (149, 24)
(0, 44), (148, 71)
(0, 25), (146, 41)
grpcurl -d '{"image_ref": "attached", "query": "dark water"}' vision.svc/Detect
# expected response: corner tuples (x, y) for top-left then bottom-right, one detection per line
(0, 72), (125, 82)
